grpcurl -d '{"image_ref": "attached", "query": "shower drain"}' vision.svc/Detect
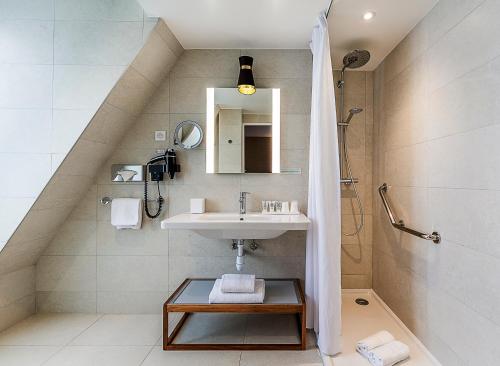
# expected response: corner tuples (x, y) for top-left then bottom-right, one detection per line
(355, 298), (369, 306)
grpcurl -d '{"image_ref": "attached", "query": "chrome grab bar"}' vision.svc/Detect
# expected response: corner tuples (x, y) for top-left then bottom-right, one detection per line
(378, 183), (441, 244)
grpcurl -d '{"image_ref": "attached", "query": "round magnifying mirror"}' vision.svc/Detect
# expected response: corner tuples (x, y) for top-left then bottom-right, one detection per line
(173, 120), (203, 149)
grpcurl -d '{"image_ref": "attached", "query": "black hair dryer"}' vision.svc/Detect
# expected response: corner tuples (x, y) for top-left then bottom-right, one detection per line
(144, 149), (180, 219)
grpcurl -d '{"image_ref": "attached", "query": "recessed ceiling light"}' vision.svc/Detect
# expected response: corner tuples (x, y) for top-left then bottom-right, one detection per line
(363, 11), (375, 21)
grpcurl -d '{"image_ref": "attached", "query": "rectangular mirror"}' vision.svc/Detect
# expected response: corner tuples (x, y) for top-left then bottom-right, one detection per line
(206, 88), (280, 174)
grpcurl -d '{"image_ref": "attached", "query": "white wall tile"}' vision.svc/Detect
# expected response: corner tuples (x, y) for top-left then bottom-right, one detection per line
(36, 256), (96, 292)
(0, 295), (35, 333)
(0, 0), (54, 20)
(0, 20), (53, 64)
(96, 220), (168, 256)
(0, 266), (34, 307)
(0, 109), (51, 153)
(36, 291), (96, 313)
(51, 109), (94, 154)
(106, 67), (156, 115)
(53, 65), (125, 110)
(97, 256), (169, 292)
(97, 291), (166, 314)
(427, 0), (500, 93)
(0, 64), (52, 108)
(54, 0), (143, 21)
(0, 153), (51, 197)
(44, 220), (96, 256)
(428, 125), (500, 190)
(132, 30), (177, 85)
(170, 49), (240, 78)
(54, 21), (143, 65)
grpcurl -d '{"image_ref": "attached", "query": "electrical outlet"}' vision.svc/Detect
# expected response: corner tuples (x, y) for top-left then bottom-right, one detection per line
(154, 130), (166, 141)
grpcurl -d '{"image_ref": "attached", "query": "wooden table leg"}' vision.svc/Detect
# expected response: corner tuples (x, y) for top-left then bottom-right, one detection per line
(301, 305), (306, 350)
(163, 306), (169, 350)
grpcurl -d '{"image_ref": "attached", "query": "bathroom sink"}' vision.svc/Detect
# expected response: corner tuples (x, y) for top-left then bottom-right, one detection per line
(161, 212), (310, 239)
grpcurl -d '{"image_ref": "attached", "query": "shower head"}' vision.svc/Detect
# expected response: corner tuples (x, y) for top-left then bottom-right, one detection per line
(342, 50), (371, 70)
(344, 107), (363, 124)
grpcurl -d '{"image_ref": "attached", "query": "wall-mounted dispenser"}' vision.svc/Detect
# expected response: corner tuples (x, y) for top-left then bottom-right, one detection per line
(111, 164), (144, 182)
(144, 149), (181, 219)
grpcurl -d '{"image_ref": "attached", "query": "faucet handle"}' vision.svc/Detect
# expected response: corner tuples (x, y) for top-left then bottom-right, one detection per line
(240, 191), (250, 197)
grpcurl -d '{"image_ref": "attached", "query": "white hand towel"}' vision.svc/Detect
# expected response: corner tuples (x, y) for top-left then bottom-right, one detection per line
(368, 340), (410, 366)
(221, 274), (255, 293)
(209, 279), (265, 303)
(356, 331), (395, 358)
(111, 198), (142, 230)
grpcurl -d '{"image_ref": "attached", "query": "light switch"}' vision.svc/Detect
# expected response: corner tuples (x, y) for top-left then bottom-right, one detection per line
(155, 130), (166, 141)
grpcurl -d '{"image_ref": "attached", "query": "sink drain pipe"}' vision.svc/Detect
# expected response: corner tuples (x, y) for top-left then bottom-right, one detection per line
(235, 239), (245, 271)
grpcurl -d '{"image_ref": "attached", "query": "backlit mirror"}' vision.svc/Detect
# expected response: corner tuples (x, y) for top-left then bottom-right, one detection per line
(174, 120), (203, 149)
(206, 88), (280, 173)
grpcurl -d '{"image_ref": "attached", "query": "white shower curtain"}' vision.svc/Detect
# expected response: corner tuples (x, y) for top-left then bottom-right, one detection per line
(306, 12), (342, 356)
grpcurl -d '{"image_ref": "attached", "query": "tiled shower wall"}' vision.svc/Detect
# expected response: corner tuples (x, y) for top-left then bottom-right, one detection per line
(36, 50), (314, 313)
(373, 0), (500, 364)
(334, 71), (374, 289)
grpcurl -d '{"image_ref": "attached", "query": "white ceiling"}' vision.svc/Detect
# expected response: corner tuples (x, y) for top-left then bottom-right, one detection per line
(328, 0), (438, 70)
(138, 0), (330, 49)
(138, 0), (438, 70)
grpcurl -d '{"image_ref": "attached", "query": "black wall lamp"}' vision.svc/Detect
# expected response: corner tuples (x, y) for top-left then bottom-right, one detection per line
(237, 56), (256, 95)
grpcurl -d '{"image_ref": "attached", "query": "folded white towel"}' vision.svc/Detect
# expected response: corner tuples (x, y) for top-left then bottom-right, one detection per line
(221, 274), (255, 293)
(209, 279), (265, 303)
(111, 198), (142, 230)
(356, 331), (395, 358)
(368, 340), (410, 366)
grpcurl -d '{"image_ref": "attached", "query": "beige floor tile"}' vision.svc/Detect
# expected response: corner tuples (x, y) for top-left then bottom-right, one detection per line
(71, 314), (161, 346)
(0, 346), (60, 365)
(240, 349), (323, 366)
(44, 346), (152, 366)
(0, 314), (100, 346)
(141, 346), (241, 366)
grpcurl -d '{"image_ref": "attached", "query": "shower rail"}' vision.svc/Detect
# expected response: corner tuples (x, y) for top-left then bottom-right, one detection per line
(378, 183), (441, 244)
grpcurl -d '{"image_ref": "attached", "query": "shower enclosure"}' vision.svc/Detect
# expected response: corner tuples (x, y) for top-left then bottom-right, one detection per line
(336, 49), (370, 236)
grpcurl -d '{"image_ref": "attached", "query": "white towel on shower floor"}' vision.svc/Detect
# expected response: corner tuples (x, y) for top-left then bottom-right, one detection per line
(209, 279), (265, 303)
(221, 274), (255, 293)
(356, 330), (395, 358)
(368, 340), (410, 366)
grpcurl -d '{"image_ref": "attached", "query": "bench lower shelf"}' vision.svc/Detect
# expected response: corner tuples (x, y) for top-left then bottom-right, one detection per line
(163, 278), (306, 351)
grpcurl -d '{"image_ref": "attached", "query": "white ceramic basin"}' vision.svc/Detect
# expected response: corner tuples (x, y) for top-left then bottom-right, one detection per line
(161, 212), (310, 239)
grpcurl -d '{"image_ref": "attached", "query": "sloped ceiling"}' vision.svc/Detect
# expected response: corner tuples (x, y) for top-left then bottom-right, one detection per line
(328, 0), (438, 70)
(0, 20), (184, 277)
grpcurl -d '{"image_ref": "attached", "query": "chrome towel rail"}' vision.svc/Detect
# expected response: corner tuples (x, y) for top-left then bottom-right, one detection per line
(378, 183), (440, 244)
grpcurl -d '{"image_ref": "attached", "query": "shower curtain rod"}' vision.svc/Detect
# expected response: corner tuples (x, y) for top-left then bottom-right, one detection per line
(326, 0), (334, 18)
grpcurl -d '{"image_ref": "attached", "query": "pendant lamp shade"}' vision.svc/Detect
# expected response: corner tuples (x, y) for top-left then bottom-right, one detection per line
(237, 56), (256, 95)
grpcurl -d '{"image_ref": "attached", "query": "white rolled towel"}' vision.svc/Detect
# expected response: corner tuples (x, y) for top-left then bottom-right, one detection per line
(356, 330), (395, 358)
(368, 340), (410, 366)
(221, 274), (255, 293)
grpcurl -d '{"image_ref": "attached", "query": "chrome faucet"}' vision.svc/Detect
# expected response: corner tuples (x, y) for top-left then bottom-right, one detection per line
(239, 192), (250, 215)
